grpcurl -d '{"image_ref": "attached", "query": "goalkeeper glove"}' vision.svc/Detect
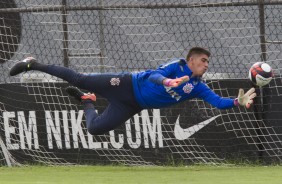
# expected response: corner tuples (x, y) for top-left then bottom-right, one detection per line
(234, 88), (256, 108)
(163, 76), (189, 87)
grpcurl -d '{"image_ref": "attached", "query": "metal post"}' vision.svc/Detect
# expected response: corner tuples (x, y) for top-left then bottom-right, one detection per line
(258, 0), (267, 62)
(61, 0), (69, 67)
(98, 0), (105, 73)
(257, 0), (267, 162)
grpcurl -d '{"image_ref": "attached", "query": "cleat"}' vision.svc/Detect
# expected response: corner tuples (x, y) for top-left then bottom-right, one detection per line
(66, 86), (96, 102)
(10, 57), (36, 76)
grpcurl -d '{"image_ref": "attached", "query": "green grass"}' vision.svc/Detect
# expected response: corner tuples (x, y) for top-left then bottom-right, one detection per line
(0, 165), (281, 184)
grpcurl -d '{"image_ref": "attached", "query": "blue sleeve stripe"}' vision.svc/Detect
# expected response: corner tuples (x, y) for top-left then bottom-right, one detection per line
(160, 59), (182, 68)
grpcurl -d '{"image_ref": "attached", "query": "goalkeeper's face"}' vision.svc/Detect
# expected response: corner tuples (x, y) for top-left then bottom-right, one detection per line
(189, 54), (209, 77)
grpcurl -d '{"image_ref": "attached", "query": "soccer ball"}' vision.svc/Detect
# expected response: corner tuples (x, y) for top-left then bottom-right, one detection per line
(249, 62), (273, 87)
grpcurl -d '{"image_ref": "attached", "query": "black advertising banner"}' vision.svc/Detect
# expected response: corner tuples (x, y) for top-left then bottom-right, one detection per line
(0, 79), (281, 164)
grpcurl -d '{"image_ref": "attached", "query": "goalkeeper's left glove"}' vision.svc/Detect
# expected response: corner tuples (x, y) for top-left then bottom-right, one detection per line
(234, 88), (257, 108)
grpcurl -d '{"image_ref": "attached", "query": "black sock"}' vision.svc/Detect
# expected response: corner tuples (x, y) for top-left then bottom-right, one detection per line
(30, 62), (48, 71)
(83, 100), (95, 110)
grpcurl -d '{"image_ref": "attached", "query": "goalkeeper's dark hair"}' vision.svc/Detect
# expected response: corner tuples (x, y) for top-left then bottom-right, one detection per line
(186, 47), (211, 61)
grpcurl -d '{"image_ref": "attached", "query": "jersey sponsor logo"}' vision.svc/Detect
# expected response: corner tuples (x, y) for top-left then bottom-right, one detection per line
(165, 86), (181, 101)
(174, 115), (221, 140)
(183, 83), (194, 94)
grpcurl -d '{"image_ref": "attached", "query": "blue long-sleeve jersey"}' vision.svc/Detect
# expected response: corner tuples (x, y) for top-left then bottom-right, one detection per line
(132, 58), (235, 109)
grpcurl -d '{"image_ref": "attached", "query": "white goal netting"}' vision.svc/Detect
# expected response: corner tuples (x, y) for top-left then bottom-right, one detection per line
(0, 0), (282, 166)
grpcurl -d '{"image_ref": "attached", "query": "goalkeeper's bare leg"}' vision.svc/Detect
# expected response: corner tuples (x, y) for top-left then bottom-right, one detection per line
(10, 57), (143, 135)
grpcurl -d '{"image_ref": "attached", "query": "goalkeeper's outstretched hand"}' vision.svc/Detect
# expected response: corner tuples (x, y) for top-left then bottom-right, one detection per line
(236, 88), (257, 108)
(164, 76), (189, 87)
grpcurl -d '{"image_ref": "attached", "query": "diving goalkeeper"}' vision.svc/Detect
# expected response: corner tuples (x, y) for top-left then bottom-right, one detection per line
(9, 47), (256, 135)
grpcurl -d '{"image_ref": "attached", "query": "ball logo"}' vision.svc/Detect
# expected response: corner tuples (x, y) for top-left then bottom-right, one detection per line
(183, 83), (194, 94)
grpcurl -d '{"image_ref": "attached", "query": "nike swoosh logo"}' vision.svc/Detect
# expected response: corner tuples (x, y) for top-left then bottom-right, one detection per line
(174, 115), (221, 140)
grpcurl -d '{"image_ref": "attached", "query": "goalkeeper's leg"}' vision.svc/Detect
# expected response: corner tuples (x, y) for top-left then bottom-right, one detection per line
(9, 57), (130, 97)
(65, 87), (142, 134)
(10, 57), (95, 91)
(83, 101), (141, 135)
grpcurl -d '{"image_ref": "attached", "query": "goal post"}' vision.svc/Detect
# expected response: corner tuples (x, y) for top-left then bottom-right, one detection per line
(0, 0), (282, 166)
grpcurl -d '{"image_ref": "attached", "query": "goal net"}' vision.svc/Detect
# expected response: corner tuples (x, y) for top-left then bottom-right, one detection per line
(0, 0), (282, 166)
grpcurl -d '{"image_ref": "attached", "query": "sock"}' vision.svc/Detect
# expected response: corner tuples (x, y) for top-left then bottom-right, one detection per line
(82, 100), (95, 110)
(30, 62), (48, 71)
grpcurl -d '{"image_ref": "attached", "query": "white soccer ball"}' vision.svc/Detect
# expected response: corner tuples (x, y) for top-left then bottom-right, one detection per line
(248, 62), (273, 87)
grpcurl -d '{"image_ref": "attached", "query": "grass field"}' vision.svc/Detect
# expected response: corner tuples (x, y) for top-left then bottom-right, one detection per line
(0, 165), (281, 184)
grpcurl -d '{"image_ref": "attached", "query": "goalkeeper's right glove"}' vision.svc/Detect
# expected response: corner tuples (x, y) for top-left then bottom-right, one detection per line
(234, 88), (257, 108)
(163, 76), (189, 88)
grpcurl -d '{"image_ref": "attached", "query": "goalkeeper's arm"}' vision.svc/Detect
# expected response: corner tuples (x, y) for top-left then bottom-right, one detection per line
(198, 84), (256, 109)
(148, 72), (189, 88)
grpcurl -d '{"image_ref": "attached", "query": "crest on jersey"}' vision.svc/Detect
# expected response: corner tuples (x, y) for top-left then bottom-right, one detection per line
(183, 83), (194, 94)
(110, 78), (120, 86)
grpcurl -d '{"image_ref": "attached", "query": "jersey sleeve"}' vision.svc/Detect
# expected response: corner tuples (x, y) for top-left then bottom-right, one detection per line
(148, 59), (181, 85)
(197, 82), (235, 109)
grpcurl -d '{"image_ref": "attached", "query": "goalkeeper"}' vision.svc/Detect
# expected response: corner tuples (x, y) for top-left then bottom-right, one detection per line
(10, 47), (256, 135)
